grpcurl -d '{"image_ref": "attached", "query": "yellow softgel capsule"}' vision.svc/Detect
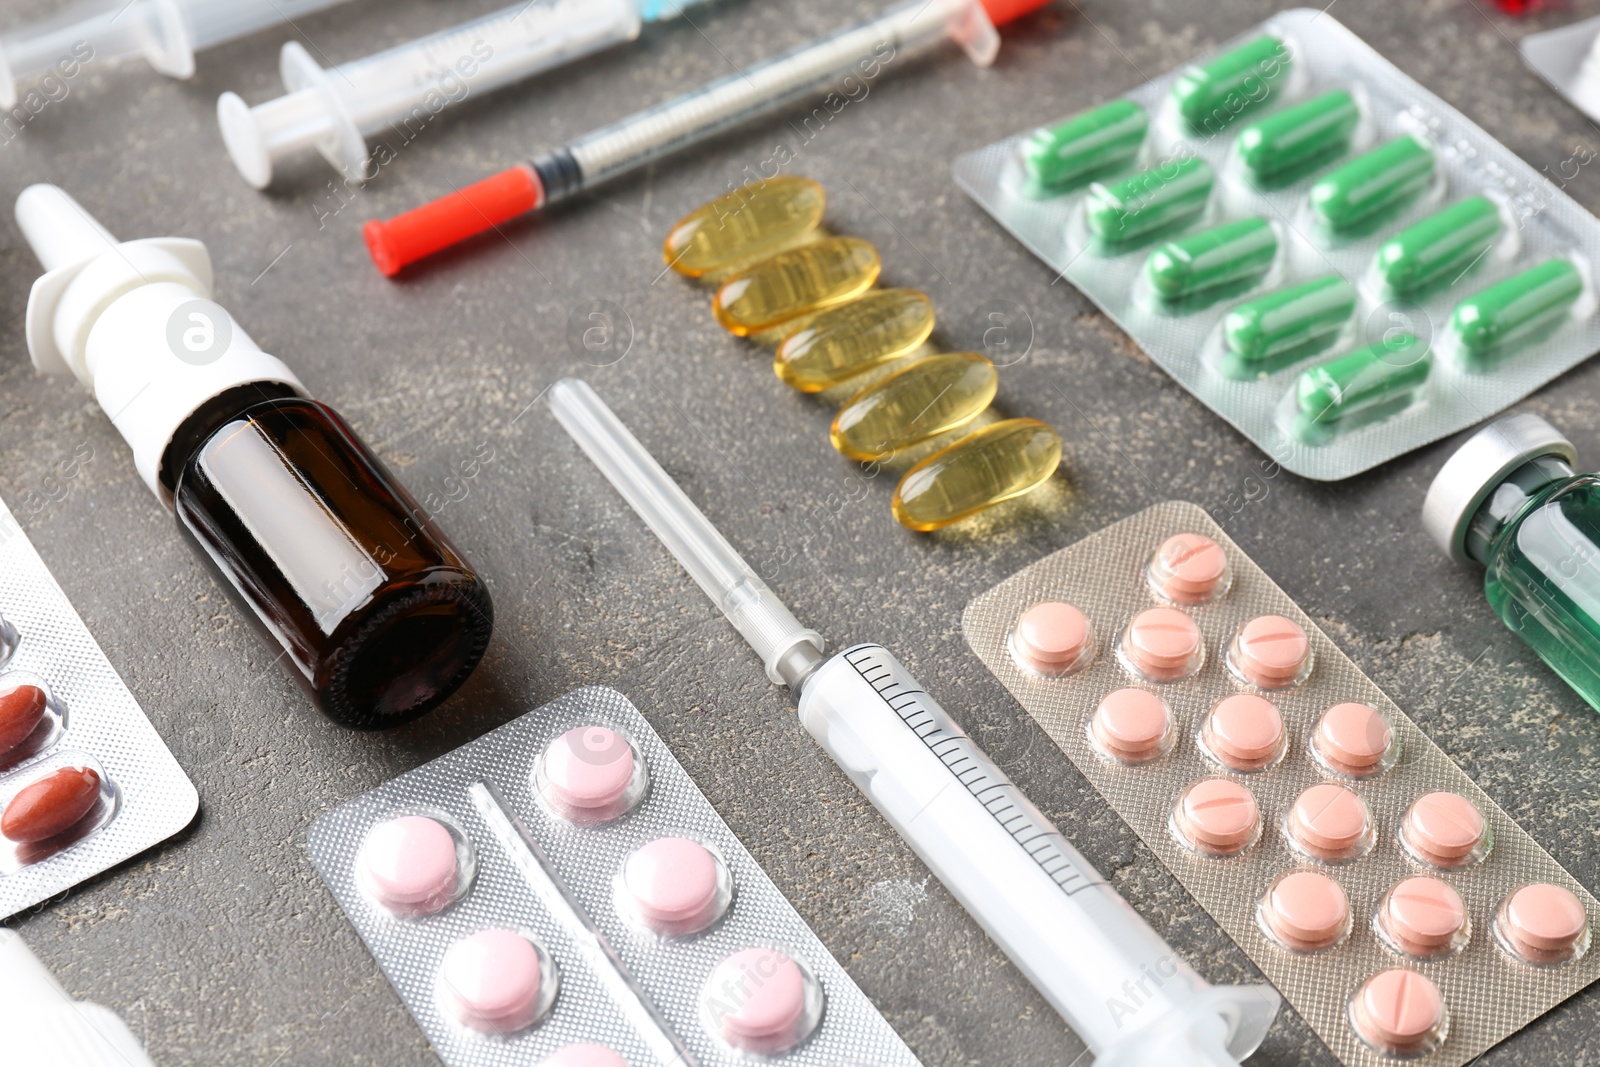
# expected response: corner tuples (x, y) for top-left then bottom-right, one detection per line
(892, 418), (1062, 532)
(712, 236), (881, 336)
(831, 353), (998, 462)
(775, 289), (934, 393)
(664, 177), (826, 278)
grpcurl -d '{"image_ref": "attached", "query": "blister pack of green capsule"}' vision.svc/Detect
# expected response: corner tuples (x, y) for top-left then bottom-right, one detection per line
(953, 9), (1600, 481)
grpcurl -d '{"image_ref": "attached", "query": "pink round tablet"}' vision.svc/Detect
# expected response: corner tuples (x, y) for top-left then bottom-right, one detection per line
(1497, 883), (1590, 964)
(1175, 778), (1259, 856)
(1122, 607), (1203, 682)
(360, 815), (460, 914)
(542, 726), (639, 820)
(1149, 533), (1230, 604)
(1350, 968), (1446, 1056)
(1202, 694), (1284, 770)
(623, 837), (728, 936)
(1401, 792), (1486, 867)
(1013, 601), (1093, 676)
(1382, 877), (1467, 958)
(1091, 688), (1171, 763)
(1262, 870), (1350, 952)
(1313, 702), (1394, 777)
(439, 929), (548, 1034)
(1230, 615), (1311, 688)
(540, 1045), (628, 1067)
(1287, 783), (1371, 862)
(702, 947), (818, 1054)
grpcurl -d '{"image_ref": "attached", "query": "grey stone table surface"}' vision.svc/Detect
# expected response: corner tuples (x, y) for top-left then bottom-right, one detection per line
(2, 0), (1599, 1063)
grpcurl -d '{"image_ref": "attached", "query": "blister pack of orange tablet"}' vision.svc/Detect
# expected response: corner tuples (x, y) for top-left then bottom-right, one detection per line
(962, 501), (1600, 1066)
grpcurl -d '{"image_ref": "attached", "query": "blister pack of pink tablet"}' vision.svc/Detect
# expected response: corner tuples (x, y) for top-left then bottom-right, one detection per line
(962, 501), (1600, 1066)
(307, 686), (922, 1067)
(0, 490), (198, 920)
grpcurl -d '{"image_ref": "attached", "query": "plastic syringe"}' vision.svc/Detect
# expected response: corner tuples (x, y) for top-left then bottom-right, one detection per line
(219, 0), (717, 189)
(0, 0), (355, 108)
(362, 0), (1045, 276)
(549, 378), (1282, 1067)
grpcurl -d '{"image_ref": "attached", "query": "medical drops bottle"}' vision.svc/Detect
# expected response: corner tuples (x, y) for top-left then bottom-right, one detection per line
(15, 184), (493, 729)
(1424, 413), (1600, 710)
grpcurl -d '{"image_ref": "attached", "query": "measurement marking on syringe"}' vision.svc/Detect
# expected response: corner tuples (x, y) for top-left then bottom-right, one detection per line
(845, 647), (1104, 896)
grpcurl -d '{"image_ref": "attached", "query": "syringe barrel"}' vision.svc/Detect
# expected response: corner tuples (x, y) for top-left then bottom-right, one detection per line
(0, 0), (150, 107)
(327, 0), (643, 133)
(798, 645), (1279, 1060)
(175, 0), (351, 50)
(560, 0), (992, 195)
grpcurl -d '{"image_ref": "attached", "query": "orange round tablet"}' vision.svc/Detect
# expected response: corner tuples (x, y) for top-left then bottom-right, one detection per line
(1202, 694), (1284, 770)
(1401, 792), (1487, 867)
(1261, 870), (1350, 952)
(1229, 615), (1311, 688)
(1381, 877), (1468, 958)
(1091, 688), (1171, 763)
(1496, 883), (1590, 965)
(1149, 533), (1230, 605)
(1313, 702), (1394, 777)
(1350, 969), (1446, 1056)
(1174, 778), (1259, 856)
(1286, 783), (1371, 862)
(1122, 607), (1203, 682)
(1013, 601), (1093, 677)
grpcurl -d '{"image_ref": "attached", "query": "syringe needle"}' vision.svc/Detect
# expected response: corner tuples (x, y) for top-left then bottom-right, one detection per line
(362, 0), (1048, 276)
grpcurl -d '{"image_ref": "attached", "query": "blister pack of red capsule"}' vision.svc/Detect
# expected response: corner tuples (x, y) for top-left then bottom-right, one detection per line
(953, 8), (1600, 481)
(0, 492), (198, 919)
(961, 501), (1600, 1066)
(307, 686), (923, 1067)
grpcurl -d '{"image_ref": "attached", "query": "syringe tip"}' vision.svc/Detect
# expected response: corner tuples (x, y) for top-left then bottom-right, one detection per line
(365, 165), (543, 277)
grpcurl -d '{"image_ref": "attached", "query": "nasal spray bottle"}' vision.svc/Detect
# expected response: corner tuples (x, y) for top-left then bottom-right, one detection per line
(15, 185), (493, 728)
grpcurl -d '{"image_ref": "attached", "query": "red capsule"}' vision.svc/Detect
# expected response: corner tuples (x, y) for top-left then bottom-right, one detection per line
(0, 682), (47, 755)
(2, 766), (101, 843)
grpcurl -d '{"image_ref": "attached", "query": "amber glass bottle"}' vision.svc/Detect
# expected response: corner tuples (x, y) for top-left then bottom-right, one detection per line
(17, 185), (494, 730)
(163, 387), (493, 728)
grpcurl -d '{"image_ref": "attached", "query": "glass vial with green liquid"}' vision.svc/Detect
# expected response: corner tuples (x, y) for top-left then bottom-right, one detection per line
(1424, 414), (1600, 708)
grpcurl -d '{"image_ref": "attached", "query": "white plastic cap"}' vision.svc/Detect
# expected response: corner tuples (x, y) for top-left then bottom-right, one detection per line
(16, 184), (304, 503)
(0, 930), (157, 1067)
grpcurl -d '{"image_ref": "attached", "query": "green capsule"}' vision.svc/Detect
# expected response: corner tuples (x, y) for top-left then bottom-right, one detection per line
(1171, 35), (1292, 132)
(830, 353), (998, 462)
(1223, 275), (1358, 367)
(1309, 136), (1434, 231)
(1295, 335), (1432, 428)
(1146, 217), (1278, 301)
(1236, 90), (1360, 178)
(1375, 196), (1502, 295)
(774, 288), (934, 393)
(1023, 100), (1149, 192)
(892, 419), (1061, 532)
(1451, 258), (1585, 359)
(1085, 157), (1214, 242)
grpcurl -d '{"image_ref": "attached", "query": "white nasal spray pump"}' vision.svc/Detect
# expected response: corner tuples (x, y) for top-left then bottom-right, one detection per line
(16, 183), (303, 502)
